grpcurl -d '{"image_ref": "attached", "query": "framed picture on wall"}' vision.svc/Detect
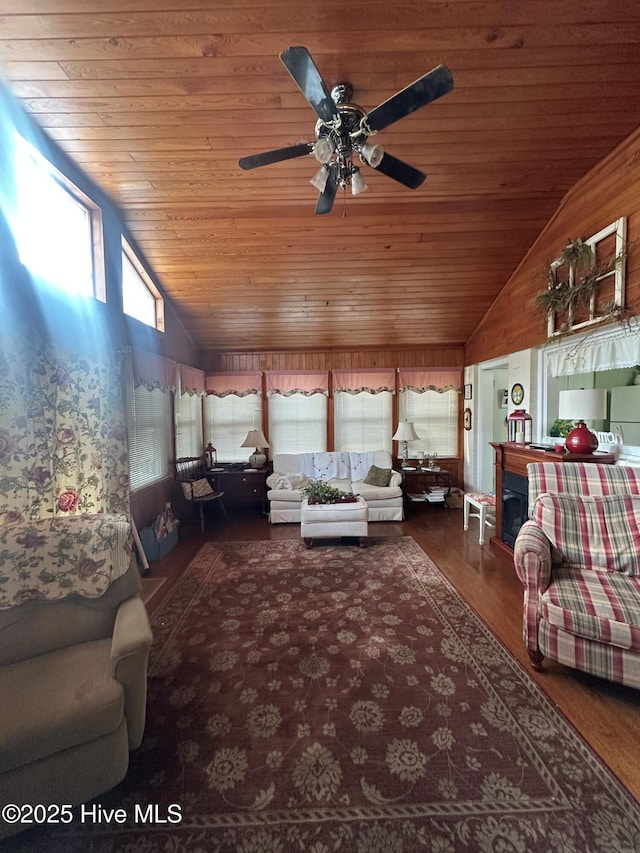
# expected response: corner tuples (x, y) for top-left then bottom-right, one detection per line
(464, 407), (472, 430)
(464, 384), (472, 400)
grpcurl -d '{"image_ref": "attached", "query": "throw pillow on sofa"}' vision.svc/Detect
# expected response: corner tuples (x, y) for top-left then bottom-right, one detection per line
(533, 492), (640, 575)
(363, 465), (392, 487)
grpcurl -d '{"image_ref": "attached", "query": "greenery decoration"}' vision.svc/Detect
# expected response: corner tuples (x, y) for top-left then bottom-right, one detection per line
(535, 237), (629, 321)
(300, 479), (357, 504)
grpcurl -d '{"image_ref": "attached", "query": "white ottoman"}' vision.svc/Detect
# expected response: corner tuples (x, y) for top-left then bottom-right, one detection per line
(301, 497), (369, 547)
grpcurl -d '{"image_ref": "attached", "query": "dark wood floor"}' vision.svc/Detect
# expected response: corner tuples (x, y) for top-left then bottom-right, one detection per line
(143, 502), (640, 802)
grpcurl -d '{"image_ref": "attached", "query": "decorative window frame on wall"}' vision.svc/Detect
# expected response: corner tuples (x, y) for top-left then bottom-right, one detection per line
(547, 217), (627, 339)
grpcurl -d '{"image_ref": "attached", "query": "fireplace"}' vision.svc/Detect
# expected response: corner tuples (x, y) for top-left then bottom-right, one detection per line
(501, 471), (528, 548)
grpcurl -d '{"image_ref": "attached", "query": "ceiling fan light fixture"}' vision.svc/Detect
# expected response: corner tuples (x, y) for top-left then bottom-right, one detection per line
(360, 142), (384, 168)
(310, 164), (330, 192)
(312, 137), (334, 164)
(351, 167), (368, 195)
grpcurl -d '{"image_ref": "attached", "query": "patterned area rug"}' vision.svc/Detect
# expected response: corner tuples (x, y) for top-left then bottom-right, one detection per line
(8, 537), (640, 852)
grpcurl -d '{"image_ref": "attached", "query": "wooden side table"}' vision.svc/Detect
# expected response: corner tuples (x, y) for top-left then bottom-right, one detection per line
(401, 467), (452, 510)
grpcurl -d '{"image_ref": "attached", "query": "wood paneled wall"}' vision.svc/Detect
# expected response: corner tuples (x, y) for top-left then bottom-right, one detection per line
(465, 127), (640, 366)
(205, 347), (464, 373)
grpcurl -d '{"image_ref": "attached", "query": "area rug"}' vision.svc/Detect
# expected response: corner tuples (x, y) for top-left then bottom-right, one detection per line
(7, 537), (640, 852)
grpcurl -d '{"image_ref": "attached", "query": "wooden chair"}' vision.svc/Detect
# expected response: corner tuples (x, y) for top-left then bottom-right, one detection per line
(174, 456), (228, 533)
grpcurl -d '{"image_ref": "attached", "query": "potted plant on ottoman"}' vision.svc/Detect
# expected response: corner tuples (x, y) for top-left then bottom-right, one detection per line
(300, 479), (359, 504)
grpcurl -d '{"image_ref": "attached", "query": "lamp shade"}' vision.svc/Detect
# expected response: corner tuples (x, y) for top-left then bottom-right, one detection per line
(392, 421), (419, 442)
(241, 429), (270, 449)
(558, 388), (607, 421)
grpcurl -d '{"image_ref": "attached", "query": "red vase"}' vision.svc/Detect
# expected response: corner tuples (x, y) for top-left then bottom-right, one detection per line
(565, 421), (598, 454)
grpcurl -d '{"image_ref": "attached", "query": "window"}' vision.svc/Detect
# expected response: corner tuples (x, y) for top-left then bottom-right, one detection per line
(333, 370), (395, 453)
(127, 383), (173, 491)
(122, 238), (164, 330)
(269, 393), (327, 454)
(399, 389), (458, 457)
(204, 394), (262, 463)
(334, 391), (393, 452)
(175, 382), (203, 458)
(11, 133), (104, 300)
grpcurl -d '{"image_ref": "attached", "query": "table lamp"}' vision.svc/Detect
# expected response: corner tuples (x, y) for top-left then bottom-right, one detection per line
(558, 388), (607, 454)
(241, 429), (270, 468)
(392, 420), (419, 466)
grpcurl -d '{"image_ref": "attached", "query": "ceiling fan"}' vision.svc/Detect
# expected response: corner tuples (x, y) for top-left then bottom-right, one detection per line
(238, 47), (454, 215)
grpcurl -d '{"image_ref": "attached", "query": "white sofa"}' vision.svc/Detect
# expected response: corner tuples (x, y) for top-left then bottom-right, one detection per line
(267, 450), (404, 523)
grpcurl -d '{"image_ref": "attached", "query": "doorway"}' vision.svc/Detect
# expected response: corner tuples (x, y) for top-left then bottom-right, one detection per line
(477, 360), (509, 494)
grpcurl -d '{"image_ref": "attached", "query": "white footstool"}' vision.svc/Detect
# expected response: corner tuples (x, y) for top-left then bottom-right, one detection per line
(301, 497), (369, 547)
(463, 492), (496, 545)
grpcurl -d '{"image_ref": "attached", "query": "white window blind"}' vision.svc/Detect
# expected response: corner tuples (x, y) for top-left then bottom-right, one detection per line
(268, 393), (327, 455)
(399, 389), (458, 456)
(175, 390), (203, 458)
(204, 393), (262, 462)
(127, 384), (172, 491)
(334, 391), (393, 452)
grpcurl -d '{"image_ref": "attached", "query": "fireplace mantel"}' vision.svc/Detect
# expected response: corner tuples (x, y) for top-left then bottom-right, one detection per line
(489, 443), (616, 559)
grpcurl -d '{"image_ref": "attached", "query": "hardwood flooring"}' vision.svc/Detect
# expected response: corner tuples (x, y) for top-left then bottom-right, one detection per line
(142, 503), (640, 803)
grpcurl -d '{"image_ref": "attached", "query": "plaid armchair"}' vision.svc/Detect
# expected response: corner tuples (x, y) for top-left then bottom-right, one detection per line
(514, 461), (640, 688)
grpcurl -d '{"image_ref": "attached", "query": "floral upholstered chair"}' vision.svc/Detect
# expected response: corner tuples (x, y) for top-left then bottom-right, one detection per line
(514, 461), (640, 688)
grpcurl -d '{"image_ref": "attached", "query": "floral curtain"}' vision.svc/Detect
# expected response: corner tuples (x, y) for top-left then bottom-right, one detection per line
(266, 370), (329, 397)
(0, 323), (130, 522)
(398, 368), (462, 393)
(205, 371), (262, 397)
(332, 369), (396, 395)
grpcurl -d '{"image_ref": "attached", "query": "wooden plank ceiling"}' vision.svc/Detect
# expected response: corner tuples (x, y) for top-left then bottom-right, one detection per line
(3, 1), (640, 353)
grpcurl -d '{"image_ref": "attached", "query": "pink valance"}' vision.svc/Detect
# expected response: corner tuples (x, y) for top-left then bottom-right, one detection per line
(178, 364), (206, 396)
(266, 370), (329, 397)
(332, 369), (396, 395)
(398, 368), (462, 393)
(132, 348), (176, 392)
(205, 371), (262, 397)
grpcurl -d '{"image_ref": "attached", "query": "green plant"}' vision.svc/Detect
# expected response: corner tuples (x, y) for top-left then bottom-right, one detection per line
(549, 418), (574, 438)
(300, 479), (354, 504)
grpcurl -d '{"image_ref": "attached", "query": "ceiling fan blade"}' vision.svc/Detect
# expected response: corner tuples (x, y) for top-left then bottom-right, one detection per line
(239, 142), (313, 170)
(374, 152), (426, 190)
(315, 167), (339, 215)
(365, 65), (453, 133)
(280, 46), (339, 123)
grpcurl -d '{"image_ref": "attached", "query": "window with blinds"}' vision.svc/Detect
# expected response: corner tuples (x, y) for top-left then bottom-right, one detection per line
(399, 388), (458, 456)
(127, 384), (173, 491)
(268, 393), (327, 455)
(175, 389), (203, 458)
(204, 393), (262, 462)
(334, 391), (393, 452)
